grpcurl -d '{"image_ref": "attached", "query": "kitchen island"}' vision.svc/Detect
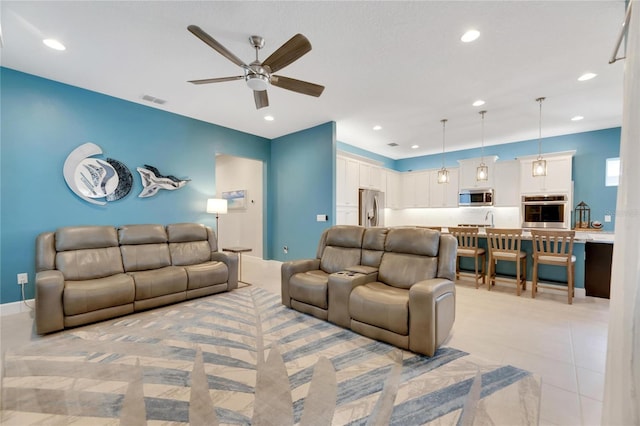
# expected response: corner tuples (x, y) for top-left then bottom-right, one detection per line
(442, 227), (614, 297)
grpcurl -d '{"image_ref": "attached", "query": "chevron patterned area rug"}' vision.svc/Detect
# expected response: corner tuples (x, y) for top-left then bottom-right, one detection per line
(1, 287), (539, 425)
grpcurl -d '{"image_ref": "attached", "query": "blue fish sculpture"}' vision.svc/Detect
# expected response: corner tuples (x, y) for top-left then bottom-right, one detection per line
(137, 165), (190, 198)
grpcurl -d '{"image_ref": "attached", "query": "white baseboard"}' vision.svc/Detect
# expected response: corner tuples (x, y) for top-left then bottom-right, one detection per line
(0, 299), (35, 317)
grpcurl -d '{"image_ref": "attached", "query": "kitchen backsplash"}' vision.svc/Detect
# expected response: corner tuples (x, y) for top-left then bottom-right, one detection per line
(385, 207), (521, 228)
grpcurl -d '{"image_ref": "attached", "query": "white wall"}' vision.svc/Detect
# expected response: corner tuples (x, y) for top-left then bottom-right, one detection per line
(215, 155), (263, 258)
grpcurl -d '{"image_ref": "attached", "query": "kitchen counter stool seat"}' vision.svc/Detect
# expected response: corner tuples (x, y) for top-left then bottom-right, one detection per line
(486, 228), (527, 296)
(531, 230), (576, 304)
(448, 227), (486, 288)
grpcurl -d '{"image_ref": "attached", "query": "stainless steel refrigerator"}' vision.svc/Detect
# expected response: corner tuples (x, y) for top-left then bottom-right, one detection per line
(359, 189), (385, 227)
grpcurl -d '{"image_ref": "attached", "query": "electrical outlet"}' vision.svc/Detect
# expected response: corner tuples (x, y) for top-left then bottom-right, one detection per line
(17, 273), (28, 285)
(283, 246), (288, 254)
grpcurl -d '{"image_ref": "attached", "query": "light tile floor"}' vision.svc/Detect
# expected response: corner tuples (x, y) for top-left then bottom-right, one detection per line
(1, 256), (610, 425)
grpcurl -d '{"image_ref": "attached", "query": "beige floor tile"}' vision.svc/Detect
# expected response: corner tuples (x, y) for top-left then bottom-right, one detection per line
(539, 383), (582, 426)
(580, 395), (603, 426)
(502, 347), (578, 393)
(576, 367), (605, 401)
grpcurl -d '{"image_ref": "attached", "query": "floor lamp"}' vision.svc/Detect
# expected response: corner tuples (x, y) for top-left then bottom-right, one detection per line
(206, 198), (227, 249)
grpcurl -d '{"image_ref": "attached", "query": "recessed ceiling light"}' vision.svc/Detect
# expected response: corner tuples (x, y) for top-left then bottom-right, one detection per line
(264, 115), (274, 121)
(571, 115), (584, 121)
(472, 100), (485, 107)
(411, 145), (419, 149)
(578, 73), (597, 81)
(461, 30), (480, 43)
(373, 125), (382, 131)
(43, 38), (66, 51)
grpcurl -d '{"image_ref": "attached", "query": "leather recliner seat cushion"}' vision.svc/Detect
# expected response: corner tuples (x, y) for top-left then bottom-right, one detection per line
(130, 267), (187, 300)
(289, 270), (330, 309)
(349, 282), (409, 335)
(64, 274), (135, 316)
(184, 261), (228, 290)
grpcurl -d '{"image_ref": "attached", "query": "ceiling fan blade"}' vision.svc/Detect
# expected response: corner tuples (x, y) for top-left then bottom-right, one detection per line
(261, 34), (312, 73)
(188, 25), (249, 70)
(271, 75), (325, 97)
(188, 76), (244, 85)
(254, 90), (269, 109)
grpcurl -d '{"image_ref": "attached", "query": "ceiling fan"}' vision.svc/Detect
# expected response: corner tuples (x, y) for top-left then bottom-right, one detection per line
(187, 25), (325, 109)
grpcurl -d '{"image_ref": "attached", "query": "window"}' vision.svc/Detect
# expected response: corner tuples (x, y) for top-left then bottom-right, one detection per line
(606, 157), (620, 187)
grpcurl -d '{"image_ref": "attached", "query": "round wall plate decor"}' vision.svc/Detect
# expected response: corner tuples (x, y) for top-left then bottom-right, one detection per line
(74, 158), (119, 198)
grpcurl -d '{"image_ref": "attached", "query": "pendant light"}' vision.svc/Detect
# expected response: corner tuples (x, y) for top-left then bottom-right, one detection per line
(476, 110), (488, 181)
(437, 119), (450, 184)
(532, 97), (547, 177)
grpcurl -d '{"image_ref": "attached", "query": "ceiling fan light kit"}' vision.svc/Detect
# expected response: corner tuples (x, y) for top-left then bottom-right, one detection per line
(187, 25), (324, 110)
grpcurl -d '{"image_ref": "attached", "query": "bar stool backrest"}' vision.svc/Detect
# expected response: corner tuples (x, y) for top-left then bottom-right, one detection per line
(486, 228), (523, 255)
(448, 227), (481, 252)
(530, 230), (575, 262)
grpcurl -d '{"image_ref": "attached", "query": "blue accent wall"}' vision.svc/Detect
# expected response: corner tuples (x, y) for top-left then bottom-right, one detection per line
(337, 141), (396, 169)
(0, 67), (273, 304)
(270, 122), (336, 261)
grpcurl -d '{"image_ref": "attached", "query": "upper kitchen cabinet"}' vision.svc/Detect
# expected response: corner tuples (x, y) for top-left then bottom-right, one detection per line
(519, 151), (574, 194)
(428, 167), (459, 207)
(385, 170), (402, 209)
(493, 160), (520, 206)
(336, 155), (359, 206)
(401, 171), (430, 208)
(359, 163), (384, 190)
(458, 156), (499, 189)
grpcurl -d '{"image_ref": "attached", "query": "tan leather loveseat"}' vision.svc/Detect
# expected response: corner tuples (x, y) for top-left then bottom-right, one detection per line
(35, 223), (238, 334)
(282, 225), (457, 356)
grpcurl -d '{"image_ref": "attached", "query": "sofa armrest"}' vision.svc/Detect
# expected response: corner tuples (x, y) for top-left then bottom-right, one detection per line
(211, 251), (239, 290)
(408, 278), (456, 357)
(35, 270), (65, 334)
(281, 259), (320, 307)
(328, 271), (378, 328)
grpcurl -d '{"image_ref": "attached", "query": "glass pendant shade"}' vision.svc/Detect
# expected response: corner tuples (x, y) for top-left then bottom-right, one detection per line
(437, 168), (450, 184)
(476, 163), (489, 181)
(532, 158), (547, 177)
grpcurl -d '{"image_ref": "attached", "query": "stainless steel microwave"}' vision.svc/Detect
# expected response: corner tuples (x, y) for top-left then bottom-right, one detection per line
(459, 189), (493, 206)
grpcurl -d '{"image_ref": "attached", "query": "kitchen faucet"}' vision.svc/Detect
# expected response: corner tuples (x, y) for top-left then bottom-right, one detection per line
(485, 210), (494, 227)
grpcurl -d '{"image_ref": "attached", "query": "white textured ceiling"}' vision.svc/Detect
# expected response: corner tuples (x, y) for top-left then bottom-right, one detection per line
(0, 1), (626, 160)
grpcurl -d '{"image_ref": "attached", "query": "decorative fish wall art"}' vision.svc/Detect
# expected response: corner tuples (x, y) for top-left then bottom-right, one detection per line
(137, 165), (190, 198)
(63, 143), (133, 205)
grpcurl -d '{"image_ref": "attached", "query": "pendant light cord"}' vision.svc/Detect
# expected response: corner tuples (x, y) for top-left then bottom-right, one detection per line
(480, 110), (486, 163)
(536, 97), (545, 160)
(441, 119), (447, 169)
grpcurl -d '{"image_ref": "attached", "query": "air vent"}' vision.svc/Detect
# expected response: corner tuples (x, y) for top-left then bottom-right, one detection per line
(141, 95), (167, 105)
(387, 142), (399, 147)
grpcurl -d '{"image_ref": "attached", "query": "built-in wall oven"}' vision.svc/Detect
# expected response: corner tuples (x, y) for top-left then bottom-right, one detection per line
(521, 194), (569, 229)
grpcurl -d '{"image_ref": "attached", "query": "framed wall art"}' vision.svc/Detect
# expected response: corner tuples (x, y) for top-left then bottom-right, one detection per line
(222, 190), (247, 210)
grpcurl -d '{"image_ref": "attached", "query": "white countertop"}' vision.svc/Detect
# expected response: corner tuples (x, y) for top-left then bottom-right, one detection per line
(441, 228), (615, 244)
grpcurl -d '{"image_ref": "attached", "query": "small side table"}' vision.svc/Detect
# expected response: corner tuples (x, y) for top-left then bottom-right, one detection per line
(222, 247), (252, 283)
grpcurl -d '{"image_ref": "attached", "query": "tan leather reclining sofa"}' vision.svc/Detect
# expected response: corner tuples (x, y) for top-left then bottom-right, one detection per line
(282, 225), (457, 356)
(35, 222), (238, 334)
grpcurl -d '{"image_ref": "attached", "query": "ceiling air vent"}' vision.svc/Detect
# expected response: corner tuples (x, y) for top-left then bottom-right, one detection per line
(387, 142), (399, 147)
(141, 95), (167, 105)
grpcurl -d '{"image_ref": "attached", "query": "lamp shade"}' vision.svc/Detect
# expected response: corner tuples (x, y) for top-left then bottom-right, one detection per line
(206, 198), (227, 214)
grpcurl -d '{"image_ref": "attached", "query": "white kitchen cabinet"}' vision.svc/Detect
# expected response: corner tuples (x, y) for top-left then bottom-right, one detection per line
(336, 206), (359, 225)
(493, 160), (520, 206)
(519, 153), (573, 194)
(458, 156), (499, 190)
(385, 170), (401, 209)
(337, 156), (359, 206)
(428, 167), (459, 207)
(359, 163), (383, 190)
(401, 171), (430, 208)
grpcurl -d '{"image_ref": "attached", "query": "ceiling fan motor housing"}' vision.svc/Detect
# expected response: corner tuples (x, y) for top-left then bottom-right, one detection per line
(246, 62), (270, 91)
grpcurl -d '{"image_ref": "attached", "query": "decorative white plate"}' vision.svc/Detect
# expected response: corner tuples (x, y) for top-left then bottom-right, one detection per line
(74, 158), (119, 198)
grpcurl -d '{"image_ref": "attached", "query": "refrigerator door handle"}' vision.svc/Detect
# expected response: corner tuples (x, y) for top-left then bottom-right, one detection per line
(372, 195), (379, 226)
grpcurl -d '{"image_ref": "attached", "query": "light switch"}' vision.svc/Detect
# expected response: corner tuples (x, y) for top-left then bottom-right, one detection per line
(316, 214), (328, 222)
(604, 215), (612, 223)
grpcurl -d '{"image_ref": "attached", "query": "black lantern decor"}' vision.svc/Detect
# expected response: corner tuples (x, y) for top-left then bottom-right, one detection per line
(575, 201), (591, 230)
